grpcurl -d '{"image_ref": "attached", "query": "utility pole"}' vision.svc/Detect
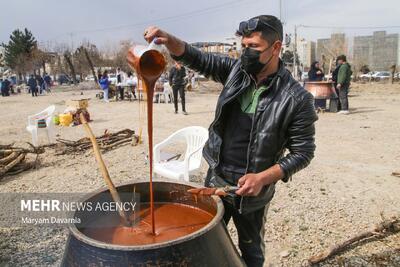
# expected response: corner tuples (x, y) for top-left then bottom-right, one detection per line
(279, 0), (282, 22)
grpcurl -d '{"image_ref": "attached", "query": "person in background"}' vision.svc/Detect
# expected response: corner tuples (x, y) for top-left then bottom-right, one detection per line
(169, 61), (188, 115)
(43, 73), (52, 93)
(28, 75), (38, 97)
(0, 78), (2, 96)
(336, 55), (352, 115)
(308, 61), (326, 110)
(308, 61), (324, 81)
(126, 71), (137, 100)
(331, 59), (342, 111)
(1, 77), (11, 97)
(116, 67), (125, 101)
(36, 75), (45, 94)
(99, 70), (111, 103)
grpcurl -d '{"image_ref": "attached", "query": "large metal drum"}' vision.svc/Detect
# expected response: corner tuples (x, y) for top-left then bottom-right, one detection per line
(304, 81), (337, 99)
(61, 181), (244, 267)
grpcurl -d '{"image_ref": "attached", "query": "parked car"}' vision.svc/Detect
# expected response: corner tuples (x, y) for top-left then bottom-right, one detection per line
(359, 71), (377, 81)
(372, 71), (391, 82)
(108, 74), (118, 85)
(57, 74), (80, 85)
(85, 75), (96, 81)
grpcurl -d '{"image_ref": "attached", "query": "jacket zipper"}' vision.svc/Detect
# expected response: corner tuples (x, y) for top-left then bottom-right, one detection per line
(239, 74), (279, 214)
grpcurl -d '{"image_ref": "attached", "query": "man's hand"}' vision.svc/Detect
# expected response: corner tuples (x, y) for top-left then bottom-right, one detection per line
(235, 173), (265, 196)
(337, 83), (342, 89)
(143, 26), (185, 57)
(235, 164), (284, 196)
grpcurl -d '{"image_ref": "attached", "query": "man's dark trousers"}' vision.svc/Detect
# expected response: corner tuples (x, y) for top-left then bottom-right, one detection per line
(339, 84), (349, 110)
(31, 87), (38, 97)
(172, 84), (186, 112)
(220, 169), (269, 267)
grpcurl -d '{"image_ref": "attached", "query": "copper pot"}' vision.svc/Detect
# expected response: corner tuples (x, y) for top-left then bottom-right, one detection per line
(304, 81), (337, 99)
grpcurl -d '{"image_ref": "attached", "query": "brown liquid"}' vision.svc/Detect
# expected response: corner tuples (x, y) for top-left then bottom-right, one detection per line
(82, 203), (214, 245)
(127, 47), (166, 235)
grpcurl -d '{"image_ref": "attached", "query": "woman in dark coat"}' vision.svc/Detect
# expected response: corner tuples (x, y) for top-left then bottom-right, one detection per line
(308, 61), (326, 110)
(308, 61), (325, 81)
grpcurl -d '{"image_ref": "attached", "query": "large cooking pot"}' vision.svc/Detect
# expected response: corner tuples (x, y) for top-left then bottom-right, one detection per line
(61, 181), (244, 267)
(304, 81), (337, 99)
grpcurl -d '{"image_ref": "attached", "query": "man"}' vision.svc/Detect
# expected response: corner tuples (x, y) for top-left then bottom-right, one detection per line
(43, 73), (52, 93)
(142, 15), (317, 267)
(169, 61), (188, 115)
(336, 55), (352, 115)
(36, 75), (45, 95)
(331, 59), (342, 112)
(1, 77), (11, 97)
(28, 75), (38, 97)
(99, 70), (111, 103)
(116, 67), (125, 101)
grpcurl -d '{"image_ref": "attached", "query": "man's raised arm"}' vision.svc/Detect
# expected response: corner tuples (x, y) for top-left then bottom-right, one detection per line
(144, 26), (237, 84)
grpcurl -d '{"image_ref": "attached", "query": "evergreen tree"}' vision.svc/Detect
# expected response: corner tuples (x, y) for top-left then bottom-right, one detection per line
(1, 28), (37, 78)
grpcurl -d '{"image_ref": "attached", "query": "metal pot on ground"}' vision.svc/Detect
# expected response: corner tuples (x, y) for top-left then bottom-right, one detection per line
(61, 181), (244, 267)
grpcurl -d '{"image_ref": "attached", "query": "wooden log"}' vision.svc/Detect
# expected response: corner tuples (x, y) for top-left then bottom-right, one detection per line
(0, 152), (19, 165)
(0, 153), (25, 178)
(306, 218), (400, 265)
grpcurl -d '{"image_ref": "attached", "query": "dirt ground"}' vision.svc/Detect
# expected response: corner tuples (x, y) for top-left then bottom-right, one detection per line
(0, 81), (399, 267)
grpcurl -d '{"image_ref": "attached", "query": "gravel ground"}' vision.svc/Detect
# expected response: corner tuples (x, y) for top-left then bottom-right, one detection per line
(0, 81), (399, 266)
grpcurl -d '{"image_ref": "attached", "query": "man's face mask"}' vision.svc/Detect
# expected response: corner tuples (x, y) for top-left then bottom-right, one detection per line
(241, 45), (274, 75)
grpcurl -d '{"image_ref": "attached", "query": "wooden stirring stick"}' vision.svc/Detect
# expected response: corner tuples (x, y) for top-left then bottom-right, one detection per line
(79, 113), (131, 227)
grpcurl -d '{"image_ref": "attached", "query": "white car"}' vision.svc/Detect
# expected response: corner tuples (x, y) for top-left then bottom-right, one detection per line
(108, 74), (118, 85)
(359, 71), (376, 81)
(85, 75), (96, 81)
(372, 71), (391, 82)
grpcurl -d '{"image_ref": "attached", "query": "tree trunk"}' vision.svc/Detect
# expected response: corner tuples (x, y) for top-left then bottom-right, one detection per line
(83, 48), (98, 84)
(42, 60), (46, 74)
(64, 52), (78, 85)
(390, 64), (396, 84)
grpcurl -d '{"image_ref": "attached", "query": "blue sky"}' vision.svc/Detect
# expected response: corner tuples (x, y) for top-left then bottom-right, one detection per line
(1, 0), (399, 51)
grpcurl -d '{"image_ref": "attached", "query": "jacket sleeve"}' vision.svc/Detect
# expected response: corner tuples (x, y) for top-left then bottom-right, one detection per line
(277, 92), (317, 182)
(337, 64), (347, 84)
(172, 43), (238, 84)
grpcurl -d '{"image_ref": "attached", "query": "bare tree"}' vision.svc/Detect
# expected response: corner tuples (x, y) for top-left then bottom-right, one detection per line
(64, 52), (77, 85)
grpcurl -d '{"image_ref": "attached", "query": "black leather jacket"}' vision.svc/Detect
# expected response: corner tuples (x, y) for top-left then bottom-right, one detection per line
(173, 43), (317, 212)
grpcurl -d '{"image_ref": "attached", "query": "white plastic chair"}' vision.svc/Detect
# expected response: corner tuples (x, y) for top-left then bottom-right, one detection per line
(153, 83), (173, 104)
(154, 126), (208, 181)
(26, 105), (56, 146)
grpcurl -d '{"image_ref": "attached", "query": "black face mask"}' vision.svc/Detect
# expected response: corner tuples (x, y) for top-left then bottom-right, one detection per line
(241, 45), (273, 75)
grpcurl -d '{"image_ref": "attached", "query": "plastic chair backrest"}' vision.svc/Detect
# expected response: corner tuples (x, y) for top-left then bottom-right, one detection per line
(169, 126), (208, 164)
(28, 105), (56, 126)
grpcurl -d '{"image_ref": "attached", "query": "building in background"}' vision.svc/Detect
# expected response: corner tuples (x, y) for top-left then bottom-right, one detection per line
(191, 42), (235, 55)
(296, 38), (316, 70)
(353, 31), (400, 71)
(316, 33), (347, 72)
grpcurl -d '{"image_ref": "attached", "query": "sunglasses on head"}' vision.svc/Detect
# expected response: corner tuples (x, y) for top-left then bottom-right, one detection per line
(236, 18), (281, 39)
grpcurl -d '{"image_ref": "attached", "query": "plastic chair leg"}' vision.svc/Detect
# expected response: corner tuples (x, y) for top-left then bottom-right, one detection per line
(31, 129), (38, 147)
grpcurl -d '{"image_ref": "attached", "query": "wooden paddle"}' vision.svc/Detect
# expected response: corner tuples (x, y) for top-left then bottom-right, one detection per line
(79, 113), (131, 226)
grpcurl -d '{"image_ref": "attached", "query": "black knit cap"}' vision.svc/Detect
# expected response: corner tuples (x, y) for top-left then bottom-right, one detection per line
(250, 15), (283, 41)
